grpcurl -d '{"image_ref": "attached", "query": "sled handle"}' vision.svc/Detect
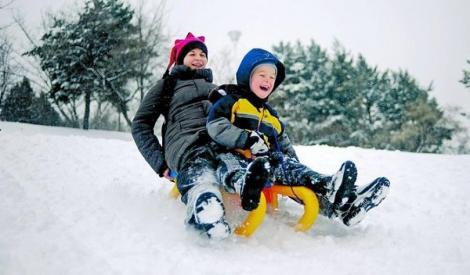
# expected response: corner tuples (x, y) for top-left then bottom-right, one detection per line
(270, 185), (320, 232)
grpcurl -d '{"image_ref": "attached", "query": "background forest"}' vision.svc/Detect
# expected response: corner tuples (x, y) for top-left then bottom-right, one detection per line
(1, 0), (469, 153)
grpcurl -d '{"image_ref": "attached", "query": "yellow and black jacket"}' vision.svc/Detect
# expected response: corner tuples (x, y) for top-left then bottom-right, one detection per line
(206, 85), (298, 159)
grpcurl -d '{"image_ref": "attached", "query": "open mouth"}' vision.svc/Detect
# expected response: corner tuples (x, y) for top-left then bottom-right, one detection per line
(259, 85), (270, 92)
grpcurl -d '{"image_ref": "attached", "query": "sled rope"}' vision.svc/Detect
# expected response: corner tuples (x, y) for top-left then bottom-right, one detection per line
(271, 127), (303, 203)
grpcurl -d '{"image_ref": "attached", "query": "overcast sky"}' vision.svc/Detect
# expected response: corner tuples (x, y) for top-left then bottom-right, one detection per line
(2, 0), (470, 111)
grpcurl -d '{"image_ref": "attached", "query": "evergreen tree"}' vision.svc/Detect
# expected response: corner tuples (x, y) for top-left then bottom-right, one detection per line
(0, 77), (62, 126)
(272, 40), (333, 144)
(349, 55), (387, 148)
(1, 77), (34, 122)
(28, 0), (138, 129)
(314, 42), (357, 146)
(390, 99), (452, 152)
(30, 92), (63, 126)
(270, 39), (453, 152)
(378, 71), (427, 129)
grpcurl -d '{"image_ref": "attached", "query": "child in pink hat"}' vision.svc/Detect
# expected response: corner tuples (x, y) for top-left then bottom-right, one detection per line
(132, 33), (231, 239)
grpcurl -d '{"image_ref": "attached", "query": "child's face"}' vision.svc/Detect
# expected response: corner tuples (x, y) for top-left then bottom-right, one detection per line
(250, 65), (276, 99)
(183, 48), (208, 70)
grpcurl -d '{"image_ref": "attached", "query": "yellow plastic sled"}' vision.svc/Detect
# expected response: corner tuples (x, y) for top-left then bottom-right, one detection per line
(169, 182), (320, 237)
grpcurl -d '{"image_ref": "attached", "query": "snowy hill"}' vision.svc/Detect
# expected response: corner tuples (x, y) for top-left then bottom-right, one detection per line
(1, 121), (469, 275)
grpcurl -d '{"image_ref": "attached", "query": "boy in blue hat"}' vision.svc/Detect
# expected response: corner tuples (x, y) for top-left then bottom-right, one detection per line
(207, 48), (390, 226)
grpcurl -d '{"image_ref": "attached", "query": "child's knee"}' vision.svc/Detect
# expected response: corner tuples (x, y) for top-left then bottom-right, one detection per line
(177, 164), (218, 201)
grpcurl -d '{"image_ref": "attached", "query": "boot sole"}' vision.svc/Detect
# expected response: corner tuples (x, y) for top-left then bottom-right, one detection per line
(241, 158), (269, 211)
(343, 177), (390, 226)
(334, 161), (358, 206)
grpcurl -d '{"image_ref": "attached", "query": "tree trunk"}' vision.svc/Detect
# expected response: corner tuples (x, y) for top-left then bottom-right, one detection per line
(52, 97), (79, 127)
(0, 85), (6, 108)
(83, 90), (91, 130)
(94, 100), (102, 128)
(138, 14), (145, 103)
(0, 62), (11, 109)
(117, 112), (121, 131)
(119, 99), (132, 127)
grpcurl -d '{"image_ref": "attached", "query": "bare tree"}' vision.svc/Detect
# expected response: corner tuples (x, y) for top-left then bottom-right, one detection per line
(133, 0), (168, 102)
(0, 35), (13, 109)
(91, 0), (169, 129)
(0, 0), (16, 110)
(7, 0), (168, 130)
(0, 0), (14, 9)
(11, 13), (78, 126)
(210, 30), (242, 84)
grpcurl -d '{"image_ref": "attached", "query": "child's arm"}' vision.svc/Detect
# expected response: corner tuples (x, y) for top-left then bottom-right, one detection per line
(207, 95), (251, 149)
(131, 79), (168, 176)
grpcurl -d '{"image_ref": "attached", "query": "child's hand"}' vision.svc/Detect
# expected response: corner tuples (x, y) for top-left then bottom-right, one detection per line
(247, 131), (269, 156)
(162, 168), (172, 180)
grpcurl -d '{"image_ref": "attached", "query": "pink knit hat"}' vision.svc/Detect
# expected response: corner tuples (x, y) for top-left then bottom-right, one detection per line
(166, 32), (208, 72)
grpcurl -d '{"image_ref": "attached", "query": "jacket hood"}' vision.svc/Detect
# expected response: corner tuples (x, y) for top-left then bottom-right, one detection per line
(236, 48), (285, 92)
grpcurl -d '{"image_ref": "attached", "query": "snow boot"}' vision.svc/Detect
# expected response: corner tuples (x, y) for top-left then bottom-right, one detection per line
(240, 157), (270, 211)
(332, 161), (358, 210)
(324, 161), (357, 206)
(341, 177), (390, 226)
(189, 192), (231, 239)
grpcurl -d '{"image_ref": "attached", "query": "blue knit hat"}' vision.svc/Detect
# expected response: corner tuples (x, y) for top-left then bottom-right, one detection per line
(236, 48), (285, 92)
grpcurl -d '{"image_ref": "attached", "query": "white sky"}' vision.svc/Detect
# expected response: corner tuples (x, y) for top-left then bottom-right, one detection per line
(2, 0), (470, 111)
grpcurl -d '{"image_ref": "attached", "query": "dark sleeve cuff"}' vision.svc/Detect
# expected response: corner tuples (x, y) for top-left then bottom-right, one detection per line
(157, 162), (169, 177)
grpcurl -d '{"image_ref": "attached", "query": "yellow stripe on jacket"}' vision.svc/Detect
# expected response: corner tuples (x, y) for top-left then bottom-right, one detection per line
(230, 98), (282, 137)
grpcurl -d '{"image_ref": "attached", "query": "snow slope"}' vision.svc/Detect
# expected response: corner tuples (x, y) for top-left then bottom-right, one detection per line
(1, 121), (469, 275)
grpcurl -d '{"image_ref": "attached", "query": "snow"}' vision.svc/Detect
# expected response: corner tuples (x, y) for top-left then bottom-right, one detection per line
(1, 121), (470, 275)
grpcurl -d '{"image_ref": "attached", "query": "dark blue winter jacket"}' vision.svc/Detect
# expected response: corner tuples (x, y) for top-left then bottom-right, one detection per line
(207, 48), (297, 160)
